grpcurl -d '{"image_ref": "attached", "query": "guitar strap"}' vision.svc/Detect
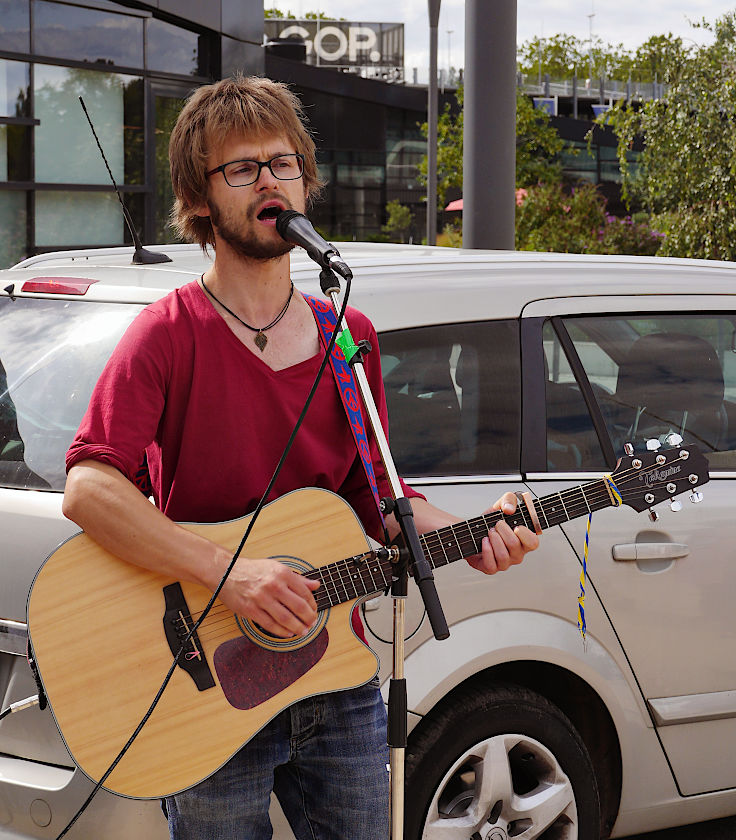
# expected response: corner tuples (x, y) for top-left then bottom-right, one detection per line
(304, 293), (385, 526)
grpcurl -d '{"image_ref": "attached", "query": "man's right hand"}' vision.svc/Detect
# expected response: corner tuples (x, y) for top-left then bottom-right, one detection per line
(218, 556), (321, 638)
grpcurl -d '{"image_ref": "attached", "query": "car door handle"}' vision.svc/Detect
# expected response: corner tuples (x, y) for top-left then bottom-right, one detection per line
(612, 543), (690, 561)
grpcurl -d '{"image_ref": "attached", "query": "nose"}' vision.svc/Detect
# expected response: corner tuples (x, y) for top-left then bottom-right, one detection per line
(254, 161), (279, 190)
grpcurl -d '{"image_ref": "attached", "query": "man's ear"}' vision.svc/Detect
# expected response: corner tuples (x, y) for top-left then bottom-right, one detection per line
(191, 200), (211, 218)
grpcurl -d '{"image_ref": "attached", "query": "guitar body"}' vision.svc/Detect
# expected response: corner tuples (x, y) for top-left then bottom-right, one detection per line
(27, 488), (379, 799)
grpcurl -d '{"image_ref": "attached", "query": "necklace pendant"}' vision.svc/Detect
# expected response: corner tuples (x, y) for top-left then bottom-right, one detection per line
(254, 331), (268, 352)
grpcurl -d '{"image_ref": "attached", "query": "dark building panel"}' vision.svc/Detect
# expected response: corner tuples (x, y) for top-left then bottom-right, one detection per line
(222, 0), (263, 43)
(222, 37), (264, 77)
(157, 0), (221, 31)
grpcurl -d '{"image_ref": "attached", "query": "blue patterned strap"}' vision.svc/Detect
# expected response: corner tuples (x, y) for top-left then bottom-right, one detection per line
(304, 294), (384, 524)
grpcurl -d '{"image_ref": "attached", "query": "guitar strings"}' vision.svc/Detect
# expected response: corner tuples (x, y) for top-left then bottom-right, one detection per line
(175, 454), (700, 641)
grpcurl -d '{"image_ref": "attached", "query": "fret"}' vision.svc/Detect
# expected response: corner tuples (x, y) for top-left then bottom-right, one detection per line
(558, 491), (570, 521)
(580, 484), (592, 515)
(515, 504), (532, 531)
(537, 498), (551, 530)
(333, 560), (351, 602)
(541, 493), (566, 528)
(318, 567), (336, 607)
(418, 534), (436, 568)
(565, 486), (588, 519)
(459, 520), (480, 555)
(471, 516), (490, 548)
(343, 558), (367, 598)
(324, 563), (344, 604)
(363, 557), (380, 592)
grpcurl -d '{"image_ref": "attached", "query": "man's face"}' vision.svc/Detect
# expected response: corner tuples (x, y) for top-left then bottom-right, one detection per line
(200, 134), (308, 261)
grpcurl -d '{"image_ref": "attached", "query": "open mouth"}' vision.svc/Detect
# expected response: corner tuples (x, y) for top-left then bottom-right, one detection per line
(256, 205), (283, 222)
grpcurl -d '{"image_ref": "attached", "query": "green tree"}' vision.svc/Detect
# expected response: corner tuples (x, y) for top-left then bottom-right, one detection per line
(382, 200), (414, 243)
(264, 9), (339, 20)
(419, 86), (564, 208)
(629, 34), (693, 83)
(515, 92), (564, 186)
(518, 33), (587, 80)
(606, 13), (736, 260)
(518, 33), (632, 80)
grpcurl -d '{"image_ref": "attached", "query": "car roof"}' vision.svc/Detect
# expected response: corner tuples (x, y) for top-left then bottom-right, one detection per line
(6, 242), (736, 330)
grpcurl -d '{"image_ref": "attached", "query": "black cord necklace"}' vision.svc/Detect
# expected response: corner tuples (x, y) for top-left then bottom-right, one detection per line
(200, 274), (295, 352)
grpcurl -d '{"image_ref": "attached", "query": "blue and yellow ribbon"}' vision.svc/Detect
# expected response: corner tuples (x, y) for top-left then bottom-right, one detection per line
(578, 474), (622, 642)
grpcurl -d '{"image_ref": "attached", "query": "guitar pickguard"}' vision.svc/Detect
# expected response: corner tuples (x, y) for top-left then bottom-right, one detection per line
(213, 629), (329, 710)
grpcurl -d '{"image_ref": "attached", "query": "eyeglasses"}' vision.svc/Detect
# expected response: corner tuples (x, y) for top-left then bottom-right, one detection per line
(205, 153), (305, 187)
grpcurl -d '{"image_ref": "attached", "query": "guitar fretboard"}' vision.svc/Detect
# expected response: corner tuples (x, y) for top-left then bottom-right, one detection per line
(307, 477), (615, 611)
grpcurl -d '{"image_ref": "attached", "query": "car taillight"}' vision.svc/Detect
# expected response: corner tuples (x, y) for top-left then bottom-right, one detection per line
(21, 277), (98, 295)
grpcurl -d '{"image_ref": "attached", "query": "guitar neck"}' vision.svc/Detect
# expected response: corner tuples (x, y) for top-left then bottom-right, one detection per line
(309, 477), (615, 610)
(419, 477), (614, 572)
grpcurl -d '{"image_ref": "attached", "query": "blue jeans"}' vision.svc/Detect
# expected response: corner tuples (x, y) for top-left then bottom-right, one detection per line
(165, 682), (389, 840)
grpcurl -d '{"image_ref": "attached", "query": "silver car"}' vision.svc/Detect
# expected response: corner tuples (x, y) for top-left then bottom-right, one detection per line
(1, 243), (735, 839)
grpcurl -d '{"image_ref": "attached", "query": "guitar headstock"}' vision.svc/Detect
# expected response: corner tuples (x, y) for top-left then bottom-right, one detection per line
(610, 444), (710, 515)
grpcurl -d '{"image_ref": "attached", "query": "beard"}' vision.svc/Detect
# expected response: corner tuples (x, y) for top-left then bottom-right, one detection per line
(208, 194), (296, 261)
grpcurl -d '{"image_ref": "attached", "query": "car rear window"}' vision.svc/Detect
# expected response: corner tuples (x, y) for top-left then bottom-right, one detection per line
(0, 297), (143, 490)
(549, 313), (736, 470)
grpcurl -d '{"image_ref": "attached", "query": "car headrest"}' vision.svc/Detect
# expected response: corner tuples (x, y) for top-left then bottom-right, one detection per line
(615, 332), (724, 417)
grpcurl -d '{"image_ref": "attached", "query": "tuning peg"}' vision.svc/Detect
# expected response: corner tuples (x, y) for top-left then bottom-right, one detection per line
(648, 509), (660, 522)
(646, 438), (662, 451)
(665, 432), (684, 447)
(624, 442), (634, 456)
(670, 499), (682, 512)
(690, 490), (704, 504)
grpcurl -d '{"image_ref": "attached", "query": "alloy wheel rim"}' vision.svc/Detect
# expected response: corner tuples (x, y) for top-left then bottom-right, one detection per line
(421, 732), (578, 839)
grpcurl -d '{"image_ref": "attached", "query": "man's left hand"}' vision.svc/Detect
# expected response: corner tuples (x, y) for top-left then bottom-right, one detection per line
(467, 491), (539, 575)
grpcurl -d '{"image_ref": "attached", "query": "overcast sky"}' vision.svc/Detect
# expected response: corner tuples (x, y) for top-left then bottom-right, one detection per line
(268, 1), (736, 73)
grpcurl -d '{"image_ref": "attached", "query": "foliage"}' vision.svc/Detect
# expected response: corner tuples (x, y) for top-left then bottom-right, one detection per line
(382, 200), (414, 243)
(438, 220), (462, 248)
(605, 12), (736, 260)
(265, 8), (337, 20)
(418, 86), (564, 207)
(514, 182), (663, 255)
(417, 86), (464, 209)
(515, 93), (564, 187)
(515, 182), (606, 252)
(517, 32), (694, 83)
(597, 213), (664, 256)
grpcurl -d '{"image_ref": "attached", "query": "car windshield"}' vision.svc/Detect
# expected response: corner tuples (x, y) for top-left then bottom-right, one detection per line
(0, 297), (143, 491)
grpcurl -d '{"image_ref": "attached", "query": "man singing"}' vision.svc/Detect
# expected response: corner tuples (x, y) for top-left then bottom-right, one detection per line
(63, 75), (538, 839)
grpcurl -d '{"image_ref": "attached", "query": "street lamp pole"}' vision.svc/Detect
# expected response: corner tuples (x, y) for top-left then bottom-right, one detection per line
(427, 0), (440, 245)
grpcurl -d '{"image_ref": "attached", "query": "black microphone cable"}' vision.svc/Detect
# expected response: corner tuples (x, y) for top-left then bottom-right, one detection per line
(51, 271), (353, 840)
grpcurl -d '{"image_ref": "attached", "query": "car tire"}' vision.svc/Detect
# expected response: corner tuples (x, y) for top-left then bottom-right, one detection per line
(404, 681), (602, 840)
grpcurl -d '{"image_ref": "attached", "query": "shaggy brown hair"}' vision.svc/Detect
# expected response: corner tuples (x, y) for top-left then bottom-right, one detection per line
(169, 75), (323, 249)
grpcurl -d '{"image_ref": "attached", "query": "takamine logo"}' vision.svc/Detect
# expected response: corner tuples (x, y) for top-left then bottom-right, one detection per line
(641, 463), (682, 487)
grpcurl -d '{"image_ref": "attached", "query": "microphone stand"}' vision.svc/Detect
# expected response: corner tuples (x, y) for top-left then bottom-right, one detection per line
(318, 267), (450, 840)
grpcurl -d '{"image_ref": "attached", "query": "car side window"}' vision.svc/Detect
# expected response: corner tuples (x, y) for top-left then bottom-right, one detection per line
(555, 313), (736, 470)
(379, 320), (521, 476)
(543, 321), (608, 472)
(0, 298), (141, 491)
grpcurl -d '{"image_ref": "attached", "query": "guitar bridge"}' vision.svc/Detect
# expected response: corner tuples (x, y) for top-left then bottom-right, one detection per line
(163, 583), (215, 691)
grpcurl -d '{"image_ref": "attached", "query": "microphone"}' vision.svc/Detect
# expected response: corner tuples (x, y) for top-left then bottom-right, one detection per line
(276, 210), (353, 280)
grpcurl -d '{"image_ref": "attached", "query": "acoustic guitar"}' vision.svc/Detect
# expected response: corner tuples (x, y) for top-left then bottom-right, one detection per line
(27, 444), (708, 799)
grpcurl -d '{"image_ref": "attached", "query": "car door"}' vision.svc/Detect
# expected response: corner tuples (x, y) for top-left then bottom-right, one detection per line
(522, 294), (736, 796)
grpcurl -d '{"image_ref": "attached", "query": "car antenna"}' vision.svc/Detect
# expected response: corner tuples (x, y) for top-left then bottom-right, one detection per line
(79, 96), (171, 265)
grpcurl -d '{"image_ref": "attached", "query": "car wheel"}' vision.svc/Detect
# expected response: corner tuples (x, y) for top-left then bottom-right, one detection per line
(404, 681), (602, 839)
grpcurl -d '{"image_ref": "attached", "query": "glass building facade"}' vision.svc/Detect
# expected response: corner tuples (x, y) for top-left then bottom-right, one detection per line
(0, 0), (263, 267)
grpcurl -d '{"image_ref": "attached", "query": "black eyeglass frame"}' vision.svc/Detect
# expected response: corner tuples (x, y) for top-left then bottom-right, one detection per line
(205, 153), (306, 187)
